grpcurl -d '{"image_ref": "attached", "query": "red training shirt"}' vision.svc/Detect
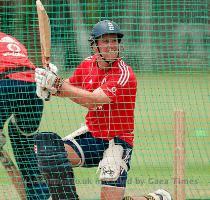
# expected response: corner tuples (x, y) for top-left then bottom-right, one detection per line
(0, 32), (35, 82)
(69, 55), (137, 146)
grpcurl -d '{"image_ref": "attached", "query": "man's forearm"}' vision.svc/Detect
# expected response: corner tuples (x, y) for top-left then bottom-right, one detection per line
(58, 81), (110, 108)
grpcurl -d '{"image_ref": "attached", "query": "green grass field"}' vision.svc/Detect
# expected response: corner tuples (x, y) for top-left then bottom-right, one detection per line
(0, 72), (210, 199)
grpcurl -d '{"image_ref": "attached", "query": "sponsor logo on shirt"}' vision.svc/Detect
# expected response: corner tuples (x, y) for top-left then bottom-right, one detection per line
(1, 37), (26, 57)
(0, 36), (19, 44)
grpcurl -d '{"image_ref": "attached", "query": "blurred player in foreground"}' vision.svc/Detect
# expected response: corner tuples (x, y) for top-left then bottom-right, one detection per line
(34, 20), (172, 200)
(0, 31), (58, 199)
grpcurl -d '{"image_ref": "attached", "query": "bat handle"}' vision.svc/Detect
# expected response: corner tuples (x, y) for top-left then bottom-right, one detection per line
(42, 56), (50, 68)
(42, 56), (51, 101)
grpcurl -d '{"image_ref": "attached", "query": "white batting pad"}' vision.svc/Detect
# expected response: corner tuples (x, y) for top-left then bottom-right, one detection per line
(97, 139), (128, 181)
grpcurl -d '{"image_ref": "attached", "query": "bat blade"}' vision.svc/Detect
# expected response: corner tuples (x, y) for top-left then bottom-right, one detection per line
(36, 0), (51, 67)
(0, 150), (26, 200)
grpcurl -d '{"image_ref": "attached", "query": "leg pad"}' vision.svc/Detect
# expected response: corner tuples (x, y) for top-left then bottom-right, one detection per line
(34, 132), (79, 200)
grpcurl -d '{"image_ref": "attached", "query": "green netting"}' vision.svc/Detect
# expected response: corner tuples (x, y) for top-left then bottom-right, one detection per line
(0, 0), (209, 199)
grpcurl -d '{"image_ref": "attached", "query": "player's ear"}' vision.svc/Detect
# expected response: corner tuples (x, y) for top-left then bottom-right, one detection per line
(92, 43), (98, 52)
(89, 40), (96, 51)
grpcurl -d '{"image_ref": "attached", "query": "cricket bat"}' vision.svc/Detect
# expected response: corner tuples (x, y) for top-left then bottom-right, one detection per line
(36, 0), (52, 100)
(36, 0), (51, 68)
(0, 150), (26, 200)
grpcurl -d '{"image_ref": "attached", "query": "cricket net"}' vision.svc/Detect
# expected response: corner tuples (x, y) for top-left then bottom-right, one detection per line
(0, 0), (209, 199)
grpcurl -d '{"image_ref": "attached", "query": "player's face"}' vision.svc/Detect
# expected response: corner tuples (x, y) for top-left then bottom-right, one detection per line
(96, 34), (119, 61)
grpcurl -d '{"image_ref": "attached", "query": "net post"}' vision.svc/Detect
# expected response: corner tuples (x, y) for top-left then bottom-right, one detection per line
(173, 110), (186, 200)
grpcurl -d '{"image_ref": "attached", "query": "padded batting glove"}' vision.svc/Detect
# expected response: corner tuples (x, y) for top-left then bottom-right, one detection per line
(48, 63), (58, 74)
(35, 68), (57, 91)
(35, 63), (62, 99)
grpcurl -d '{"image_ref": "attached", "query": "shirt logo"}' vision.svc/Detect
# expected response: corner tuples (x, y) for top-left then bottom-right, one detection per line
(0, 36), (19, 44)
(107, 87), (117, 96)
(2, 38), (26, 57)
(88, 79), (93, 84)
(7, 43), (21, 52)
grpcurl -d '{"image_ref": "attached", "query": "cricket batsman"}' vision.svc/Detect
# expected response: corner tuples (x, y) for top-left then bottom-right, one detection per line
(34, 20), (172, 200)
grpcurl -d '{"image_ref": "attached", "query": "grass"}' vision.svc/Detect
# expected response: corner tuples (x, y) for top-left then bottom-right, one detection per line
(0, 72), (210, 199)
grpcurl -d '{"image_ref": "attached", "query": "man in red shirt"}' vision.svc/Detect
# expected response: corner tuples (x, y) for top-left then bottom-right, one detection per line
(0, 32), (51, 199)
(34, 20), (172, 200)
(68, 54), (136, 147)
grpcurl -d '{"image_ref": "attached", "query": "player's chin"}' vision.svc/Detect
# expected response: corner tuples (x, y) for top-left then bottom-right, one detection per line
(105, 53), (119, 61)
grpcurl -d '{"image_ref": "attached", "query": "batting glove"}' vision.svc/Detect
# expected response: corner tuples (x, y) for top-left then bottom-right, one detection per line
(35, 63), (63, 99)
(35, 68), (56, 90)
(48, 63), (58, 74)
(36, 83), (50, 100)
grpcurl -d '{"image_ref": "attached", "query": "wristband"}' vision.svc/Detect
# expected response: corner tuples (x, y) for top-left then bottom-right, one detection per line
(53, 76), (64, 94)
